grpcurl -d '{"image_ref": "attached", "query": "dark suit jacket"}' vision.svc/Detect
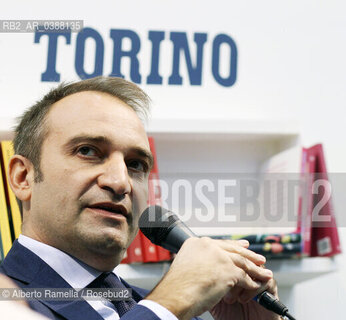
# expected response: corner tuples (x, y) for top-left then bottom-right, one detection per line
(0, 241), (201, 320)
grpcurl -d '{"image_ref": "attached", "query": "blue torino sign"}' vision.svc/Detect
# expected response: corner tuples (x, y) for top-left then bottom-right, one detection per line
(34, 27), (237, 87)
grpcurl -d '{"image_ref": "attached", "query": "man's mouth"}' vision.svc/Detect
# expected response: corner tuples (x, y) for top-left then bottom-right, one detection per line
(87, 203), (128, 218)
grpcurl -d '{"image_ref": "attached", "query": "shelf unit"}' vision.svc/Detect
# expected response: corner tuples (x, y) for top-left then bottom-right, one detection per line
(146, 118), (300, 175)
(145, 118), (302, 236)
(144, 118), (337, 318)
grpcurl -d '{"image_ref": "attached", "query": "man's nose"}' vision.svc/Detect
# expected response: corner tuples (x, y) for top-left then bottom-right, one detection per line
(97, 155), (131, 197)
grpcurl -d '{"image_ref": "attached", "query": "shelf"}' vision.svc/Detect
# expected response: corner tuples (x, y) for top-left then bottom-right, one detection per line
(115, 257), (337, 290)
(146, 118), (300, 143)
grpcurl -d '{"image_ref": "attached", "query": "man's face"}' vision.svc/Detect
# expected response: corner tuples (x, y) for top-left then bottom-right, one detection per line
(26, 91), (152, 262)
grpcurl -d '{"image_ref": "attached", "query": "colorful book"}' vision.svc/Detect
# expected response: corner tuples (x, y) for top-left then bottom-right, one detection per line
(248, 242), (302, 258)
(212, 232), (301, 244)
(0, 141), (22, 239)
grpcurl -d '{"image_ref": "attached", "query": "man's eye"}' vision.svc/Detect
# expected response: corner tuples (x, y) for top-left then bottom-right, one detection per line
(77, 146), (98, 157)
(128, 160), (147, 172)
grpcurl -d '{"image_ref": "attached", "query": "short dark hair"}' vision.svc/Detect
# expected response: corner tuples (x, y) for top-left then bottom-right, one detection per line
(13, 76), (150, 182)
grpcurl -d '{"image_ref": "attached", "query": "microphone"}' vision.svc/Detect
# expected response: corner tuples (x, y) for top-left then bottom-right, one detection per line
(139, 205), (296, 320)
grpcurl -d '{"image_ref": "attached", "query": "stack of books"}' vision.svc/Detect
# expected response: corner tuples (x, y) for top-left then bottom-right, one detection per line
(212, 232), (302, 259)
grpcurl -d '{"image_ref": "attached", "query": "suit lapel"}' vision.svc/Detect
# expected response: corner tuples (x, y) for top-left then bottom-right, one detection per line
(1, 240), (104, 320)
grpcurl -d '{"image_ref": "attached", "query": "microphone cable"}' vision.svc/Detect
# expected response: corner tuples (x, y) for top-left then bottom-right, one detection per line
(257, 291), (296, 320)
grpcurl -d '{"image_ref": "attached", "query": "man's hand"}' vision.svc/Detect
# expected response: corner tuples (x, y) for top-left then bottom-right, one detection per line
(211, 277), (281, 320)
(146, 237), (277, 320)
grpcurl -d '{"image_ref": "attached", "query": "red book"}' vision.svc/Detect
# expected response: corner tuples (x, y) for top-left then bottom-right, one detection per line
(145, 137), (171, 261)
(308, 144), (341, 257)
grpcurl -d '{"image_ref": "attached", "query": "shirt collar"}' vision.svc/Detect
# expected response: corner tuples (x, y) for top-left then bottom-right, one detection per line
(18, 234), (102, 289)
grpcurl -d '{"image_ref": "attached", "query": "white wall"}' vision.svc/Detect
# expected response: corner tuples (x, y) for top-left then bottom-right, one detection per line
(1, 1), (346, 318)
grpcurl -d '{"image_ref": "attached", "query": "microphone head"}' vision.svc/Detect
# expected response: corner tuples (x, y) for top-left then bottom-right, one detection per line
(139, 205), (180, 246)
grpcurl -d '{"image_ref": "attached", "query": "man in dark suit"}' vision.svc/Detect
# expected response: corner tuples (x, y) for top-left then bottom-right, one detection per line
(0, 76), (279, 320)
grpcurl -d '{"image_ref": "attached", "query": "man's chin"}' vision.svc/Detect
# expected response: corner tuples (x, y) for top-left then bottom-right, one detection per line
(84, 231), (128, 255)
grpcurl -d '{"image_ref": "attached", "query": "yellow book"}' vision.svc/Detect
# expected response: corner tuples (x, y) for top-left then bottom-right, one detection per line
(0, 154), (12, 258)
(1, 141), (22, 239)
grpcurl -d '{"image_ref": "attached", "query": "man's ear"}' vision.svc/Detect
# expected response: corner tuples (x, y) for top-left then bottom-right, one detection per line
(8, 155), (35, 201)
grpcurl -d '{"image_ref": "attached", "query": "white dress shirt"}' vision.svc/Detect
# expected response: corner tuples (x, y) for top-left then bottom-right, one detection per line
(18, 235), (178, 320)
